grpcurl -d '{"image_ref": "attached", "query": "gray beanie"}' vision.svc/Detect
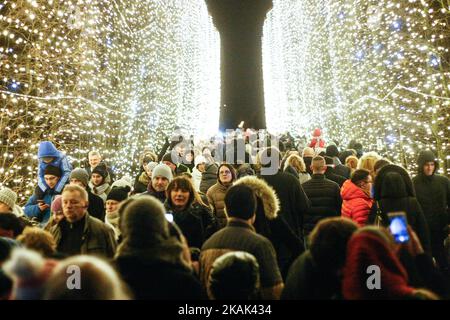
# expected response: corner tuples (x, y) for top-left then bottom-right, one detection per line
(152, 164), (173, 182)
(69, 168), (89, 187)
(0, 187), (17, 211)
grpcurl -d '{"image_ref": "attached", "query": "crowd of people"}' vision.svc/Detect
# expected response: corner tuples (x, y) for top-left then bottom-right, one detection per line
(0, 127), (449, 300)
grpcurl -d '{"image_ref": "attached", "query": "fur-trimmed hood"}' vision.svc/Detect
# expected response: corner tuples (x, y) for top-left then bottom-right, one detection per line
(233, 176), (280, 220)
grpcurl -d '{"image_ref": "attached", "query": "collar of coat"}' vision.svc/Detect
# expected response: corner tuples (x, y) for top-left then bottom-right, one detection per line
(233, 176), (279, 220)
(227, 218), (256, 231)
(51, 212), (91, 243)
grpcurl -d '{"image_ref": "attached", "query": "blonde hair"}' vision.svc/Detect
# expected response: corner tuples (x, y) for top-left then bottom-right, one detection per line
(62, 184), (88, 202)
(284, 154), (307, 173)
(302, 147), (315, 158)
(16, 227), (57, 258)
(345, 156), (359, 171)
(357, 152), (381, 178)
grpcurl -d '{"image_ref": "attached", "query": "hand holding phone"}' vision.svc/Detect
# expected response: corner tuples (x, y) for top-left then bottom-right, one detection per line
(388, 212), (410, 243)
(403, 226), (424, 257)
(37, 200), (49, 209)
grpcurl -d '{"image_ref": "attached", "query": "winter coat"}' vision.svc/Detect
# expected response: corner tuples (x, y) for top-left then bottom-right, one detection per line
(282, 250), (342, 300)
(176, 163), (192, 175)
(37, 142), (72, 194)
(301, 174), (342, 235)
(367, 165), (431, 253)
(88, 189), (105, 221)
(165, 202), (218, 249)
(49, 213), (117, 258)
(133, 170), (150, 194)
(234, 176), (304, 278)
(341, 180), (373, 226)
(303, 156), (313, 175)
(412, 151), (450, 238)
(200, 220), (283, 299)
(334, 164), (351, 179)
(200, 164), (218, 194)
(284, 165), (299, 179)
(141, 184), (166, 203)
(206, 182), (229, 229)
(325, 167), (347, 187)
(24, 189), (57, 227)
(259, 170), (311, 239)
(114, 240), (206, 300)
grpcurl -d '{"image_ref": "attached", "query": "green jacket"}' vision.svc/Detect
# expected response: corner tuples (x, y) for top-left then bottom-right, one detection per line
(50, 213), (117, 258)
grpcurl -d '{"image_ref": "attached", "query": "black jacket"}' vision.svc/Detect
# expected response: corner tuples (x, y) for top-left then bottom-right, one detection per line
(259, 170), (311, 239)
(87, 189), (105, 221)
(325, 167), (347, 187)
(234, 175), (304, 279)
(334, 164), (351, 179)
(282, 250), (341, 300)
(369, 164), (432, 253)
(141, 184), (166, 203)
(133, 170), (149, 194)
(301, 174), (342, 234)
(115, 255), (206, 300)
(165, 202), (218, 249)
(412, 151), (450, 237)
(367, 197), (431, 254)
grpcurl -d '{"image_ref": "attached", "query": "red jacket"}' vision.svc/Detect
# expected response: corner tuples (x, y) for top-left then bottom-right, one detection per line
(340, 180), (373, 226)
(309, 137), (325, 148)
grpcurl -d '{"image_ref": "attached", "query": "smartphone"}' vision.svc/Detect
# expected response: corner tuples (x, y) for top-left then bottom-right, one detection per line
(165, 213), (174, 223)
(388, 212), (410, 243)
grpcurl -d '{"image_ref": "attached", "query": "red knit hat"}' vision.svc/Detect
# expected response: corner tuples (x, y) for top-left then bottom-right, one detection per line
(342, 232), (415, 300)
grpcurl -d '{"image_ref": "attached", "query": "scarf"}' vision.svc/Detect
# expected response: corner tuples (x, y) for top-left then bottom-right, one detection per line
(89, 181), (110, 197)
(105, 210), (121, 239)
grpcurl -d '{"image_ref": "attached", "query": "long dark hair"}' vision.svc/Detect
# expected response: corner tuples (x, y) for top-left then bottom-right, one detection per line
(166, 176), (207, 209)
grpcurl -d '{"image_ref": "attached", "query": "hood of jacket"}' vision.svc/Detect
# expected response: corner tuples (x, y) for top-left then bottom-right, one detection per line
(417, 150), (439, 175)
(341, 180), (371, 201)
(374, 164), (415, 200)
(233, 176), (280, 220)
(38, 141), (61, 158)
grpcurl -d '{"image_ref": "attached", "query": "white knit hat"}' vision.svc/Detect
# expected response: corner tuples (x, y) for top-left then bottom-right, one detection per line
(194, 155), (207, 168)
(0, 187), (17, 211)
